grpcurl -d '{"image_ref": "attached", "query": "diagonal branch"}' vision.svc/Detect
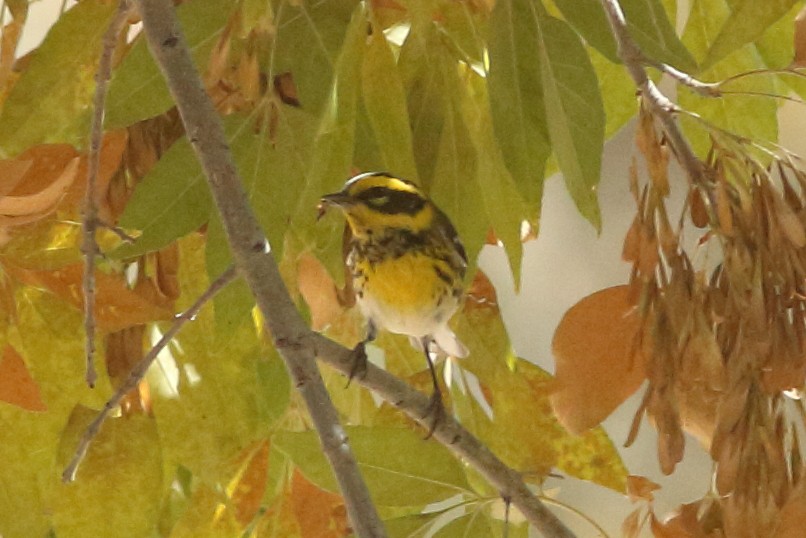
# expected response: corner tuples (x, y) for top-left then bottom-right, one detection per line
(600, 0), (707, 188)
(63, 264), (238, 483)
(133, 1), (386, 536)
(132, 0), (576, 536)
(312, 335), (577, 538)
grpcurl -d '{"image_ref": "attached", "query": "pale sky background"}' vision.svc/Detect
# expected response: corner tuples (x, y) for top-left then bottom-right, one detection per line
(16, 1), (806, 536)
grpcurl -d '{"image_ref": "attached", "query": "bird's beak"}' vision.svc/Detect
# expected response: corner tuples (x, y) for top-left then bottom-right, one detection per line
(317, 191), (353, 221)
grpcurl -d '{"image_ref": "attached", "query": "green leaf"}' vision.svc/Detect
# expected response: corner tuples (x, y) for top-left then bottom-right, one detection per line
(0, 289), (112, 537)
(112, 135), (212, 259)
(53, 408), (162, 538)
(0, 0), (115, 157)
(105, 0), (236, 128)
(702, 0), (799, 69)
(273, 426), (472, 506)
(487, 0), (551, 218)
(362, 31), (419, 182)
(680, 0), (778, 157)
(273, 0), (361, 115)
(553, 0), (620, 63)
(534, 10), (604, 230)
(460, 74), (527, 285)
(292, 3), (367, 277)
(399, 22), (449, 189)
(205, 106), (318, 328)
(592, 49), (640, 138)
(429, 104), (486, 273)
(621, 0), (697, 72)
(437, 510), (495, 537)
(146, 235), (267, 483)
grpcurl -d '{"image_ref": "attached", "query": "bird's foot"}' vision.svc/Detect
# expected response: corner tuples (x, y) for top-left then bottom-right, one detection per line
(422, 388), (446, 439)
(345, 341), (369, 388)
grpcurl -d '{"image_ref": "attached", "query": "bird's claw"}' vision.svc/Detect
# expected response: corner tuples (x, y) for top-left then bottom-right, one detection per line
(346, 341), (369, 388)
(422, 388), (446, 439)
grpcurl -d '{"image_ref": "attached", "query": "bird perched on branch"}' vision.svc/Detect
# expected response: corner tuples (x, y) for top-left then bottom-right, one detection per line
(318, 172), (468, 435)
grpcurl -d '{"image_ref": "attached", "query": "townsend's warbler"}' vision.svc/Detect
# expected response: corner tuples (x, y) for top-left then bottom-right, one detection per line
(319, 172), (468, 433)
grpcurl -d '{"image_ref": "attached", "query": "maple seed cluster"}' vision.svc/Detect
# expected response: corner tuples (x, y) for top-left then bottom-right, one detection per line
(626, 109), (806, 535)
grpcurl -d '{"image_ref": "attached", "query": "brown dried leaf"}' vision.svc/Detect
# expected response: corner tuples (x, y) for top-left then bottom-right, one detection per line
(156, 243), (181, 300)
(774, 477), (806, 537)
(0, 155), (79, 218)
(297, 253), (344, 331)
(715, 173), (733, 236)
(0, 158), (31, 198)
(626, 474), (661, 503)
(623, 215), (641, 263)
(793, 5), (806, 67)
(290, 470), (348, 538)
(7, 263), (173, 332)
(0, 345), (46, 412)
(637, 110), (670, 195)
(651, 513), (696, 538)
(63, 129), (129, 220)
(690, 188), (709, 228)
(773, 189), (806, 247)
(274, 72), (300, 107)
(465, 269), (499, 312)
(638, 226), (660, 276)
(550, 285), (646, 434)
(622, 507), (644, 538)
(238, 50), (260, 103)
(229, 440), (270, 527)
(105, 326), (149, 414)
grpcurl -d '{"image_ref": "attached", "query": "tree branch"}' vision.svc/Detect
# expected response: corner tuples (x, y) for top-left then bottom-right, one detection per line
(600, 0), (707, 187)
(81, 0), (130, 388)
(312, 335), (577, 538)
(133, 1), (386, 536)
(132, 1), (577, 536)
(63, 264), (238, 483)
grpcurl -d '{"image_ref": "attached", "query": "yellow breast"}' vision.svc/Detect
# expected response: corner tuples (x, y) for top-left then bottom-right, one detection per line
(352, 252), (458, 337)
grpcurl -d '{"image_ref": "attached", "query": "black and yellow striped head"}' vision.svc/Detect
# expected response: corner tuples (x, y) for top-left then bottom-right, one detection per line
(319, 172), (436, 237)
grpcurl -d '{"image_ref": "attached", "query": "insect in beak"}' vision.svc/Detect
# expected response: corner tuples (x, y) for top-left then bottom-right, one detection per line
(317, 192), (353, 221)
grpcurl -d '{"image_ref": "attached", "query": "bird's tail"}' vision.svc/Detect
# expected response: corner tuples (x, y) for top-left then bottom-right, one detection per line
(431, 326), (469, 358)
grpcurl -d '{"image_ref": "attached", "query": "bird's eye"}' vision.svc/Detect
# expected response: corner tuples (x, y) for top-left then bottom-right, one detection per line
(367, 195), (389, 207)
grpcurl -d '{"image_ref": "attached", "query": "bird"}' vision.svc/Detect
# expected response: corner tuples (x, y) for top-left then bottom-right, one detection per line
(318, 171), (468, 435)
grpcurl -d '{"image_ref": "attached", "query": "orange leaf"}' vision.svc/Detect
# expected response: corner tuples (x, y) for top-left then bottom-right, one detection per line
(793, 5), (806, 67)
(0, 345), (46, 412)
(550, 285), (646, 434)
(0, 158), (32, 198)
(7, 263), (173, 332)
(63, 129), (129, 219)
(291, 470), (348, 538)
(297, 253), (344, 331)
(0, 156), (79, 220)
(229, 440), (270, 527)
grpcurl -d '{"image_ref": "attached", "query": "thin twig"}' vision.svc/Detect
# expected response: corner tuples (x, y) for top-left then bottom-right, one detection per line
(717, 66), (806, 87)
(81, 0), (130, 388)
(62, 264), (238, 483)
(643, 57), (721, 97)
(599, 0), (707, 188)
(133, 1), (388, 536)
